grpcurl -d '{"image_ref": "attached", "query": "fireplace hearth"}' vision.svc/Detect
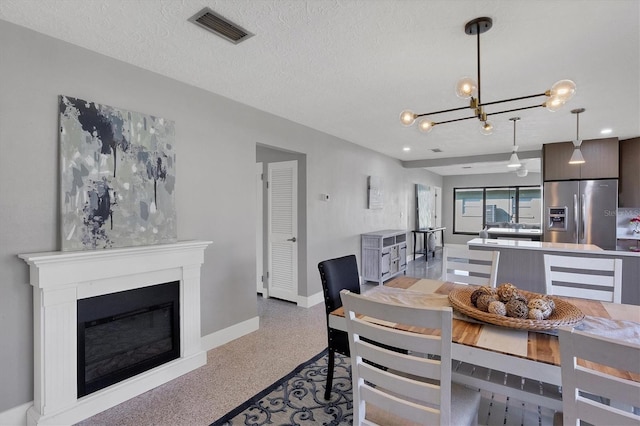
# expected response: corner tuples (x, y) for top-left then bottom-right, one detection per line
(19, 241), (211, 426)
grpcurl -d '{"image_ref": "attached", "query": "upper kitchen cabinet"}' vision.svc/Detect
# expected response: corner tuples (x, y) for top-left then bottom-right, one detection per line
(543, 142), (580, 181)
(579, 138), (619, 179)
(619, 137), (640, 207)
(543, 138), (619, 181)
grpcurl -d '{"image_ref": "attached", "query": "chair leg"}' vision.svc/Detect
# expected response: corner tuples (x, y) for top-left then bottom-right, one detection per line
(324, 349), (335, 400)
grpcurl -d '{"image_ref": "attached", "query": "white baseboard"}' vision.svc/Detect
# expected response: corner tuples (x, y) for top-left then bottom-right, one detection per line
(0, 401), (31, 426)
(297, 290), (323, 308)
(201, 315), (260, 352)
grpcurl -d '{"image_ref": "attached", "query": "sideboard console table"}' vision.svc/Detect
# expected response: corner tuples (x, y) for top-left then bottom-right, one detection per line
(412, 227), (446, 261)
(361, 230), (407, 285)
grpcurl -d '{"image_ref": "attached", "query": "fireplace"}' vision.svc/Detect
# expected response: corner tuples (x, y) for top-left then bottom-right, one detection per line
(20, 241), (211, 426)
(77, 281), (181, 397)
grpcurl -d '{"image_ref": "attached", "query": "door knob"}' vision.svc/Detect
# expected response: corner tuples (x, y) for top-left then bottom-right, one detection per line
(287, 237), (297, 242)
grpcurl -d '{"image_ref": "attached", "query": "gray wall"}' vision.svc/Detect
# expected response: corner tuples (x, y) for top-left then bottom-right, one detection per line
(0, 20), (441, 411)
(442, 172), (542, 245)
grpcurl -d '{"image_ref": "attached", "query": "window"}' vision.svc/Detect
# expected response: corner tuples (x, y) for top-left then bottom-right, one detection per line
(453, 185), (541, 234)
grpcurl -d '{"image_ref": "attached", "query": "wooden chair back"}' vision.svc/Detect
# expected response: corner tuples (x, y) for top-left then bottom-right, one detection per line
(341, 289), (456, 425)
(442, 246), (500, 287)
(543, 254), (622, 303)
(558, 327), (640, 426)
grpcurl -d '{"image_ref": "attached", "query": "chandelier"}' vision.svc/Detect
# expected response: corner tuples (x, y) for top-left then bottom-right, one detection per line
(400, 17), (576, 135)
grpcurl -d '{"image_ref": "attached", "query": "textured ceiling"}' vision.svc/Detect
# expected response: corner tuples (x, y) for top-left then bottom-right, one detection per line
(1, 0), (638, 175)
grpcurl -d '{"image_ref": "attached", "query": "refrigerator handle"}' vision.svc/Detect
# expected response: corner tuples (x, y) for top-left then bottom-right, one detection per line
(573, 194), (579, 241)
(581, 194), (586, 241)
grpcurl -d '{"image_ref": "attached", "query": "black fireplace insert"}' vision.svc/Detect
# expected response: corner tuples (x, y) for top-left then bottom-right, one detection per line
(77, 281), (180, 397)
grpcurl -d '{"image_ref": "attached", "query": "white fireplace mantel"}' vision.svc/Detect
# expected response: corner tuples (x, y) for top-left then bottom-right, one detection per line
(19, 240), (212, 426)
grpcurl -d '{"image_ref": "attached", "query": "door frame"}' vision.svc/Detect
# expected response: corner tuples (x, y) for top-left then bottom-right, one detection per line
(256, 162), (265, 296)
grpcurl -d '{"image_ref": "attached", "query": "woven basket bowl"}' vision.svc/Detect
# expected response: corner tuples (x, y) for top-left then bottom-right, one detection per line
(448, 287), (585, 331)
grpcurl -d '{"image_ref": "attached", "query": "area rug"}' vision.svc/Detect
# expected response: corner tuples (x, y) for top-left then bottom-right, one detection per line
(211, 349), (353, 425)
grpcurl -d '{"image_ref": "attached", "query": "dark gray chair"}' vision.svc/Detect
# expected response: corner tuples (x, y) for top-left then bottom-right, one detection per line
(317, 254), (361, 400)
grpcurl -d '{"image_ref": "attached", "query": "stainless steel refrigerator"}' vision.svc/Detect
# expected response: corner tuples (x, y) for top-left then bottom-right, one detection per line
(543, 179), (618, 250)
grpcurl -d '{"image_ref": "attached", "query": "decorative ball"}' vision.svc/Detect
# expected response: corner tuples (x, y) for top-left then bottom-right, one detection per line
(513, 292), (529, 305)
(476, 294), (498, 312)
(542, 295), (556, 311)
(497, 283), (518, 302)
(488, 300), (507, 316)
(505, 299), (529, 318)
(528, 298), (553, 319)
(528, 298), (549, 311)
(470, 286), (494, 306)
(528, 308), (545, 320)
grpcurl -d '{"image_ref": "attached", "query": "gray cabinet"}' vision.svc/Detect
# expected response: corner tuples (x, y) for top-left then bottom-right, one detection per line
(361, 229), (407, 285)
(619, 137), (640, 207)
(543, 138), (619, 181)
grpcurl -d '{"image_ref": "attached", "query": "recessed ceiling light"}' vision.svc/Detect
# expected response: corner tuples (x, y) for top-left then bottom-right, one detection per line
(403, 147), (411, 152)
(600, 128), (613, 135)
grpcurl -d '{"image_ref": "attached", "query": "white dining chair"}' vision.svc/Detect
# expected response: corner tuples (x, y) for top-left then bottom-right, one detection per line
(340, 289), (480, 426)
(558, 326), (640, 426)
(543, 254), (622, 303)
(441, 246), (500, 287)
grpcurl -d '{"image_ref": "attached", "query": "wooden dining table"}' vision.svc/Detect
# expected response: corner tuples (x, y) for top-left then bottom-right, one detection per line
(329, 276), (640, 411)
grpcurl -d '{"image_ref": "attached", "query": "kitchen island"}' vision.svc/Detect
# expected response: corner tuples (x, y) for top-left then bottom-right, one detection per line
(468, 238), (640, 305)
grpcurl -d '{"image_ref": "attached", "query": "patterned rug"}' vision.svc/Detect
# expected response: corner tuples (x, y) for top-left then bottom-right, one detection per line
(211, 349), (353, 425)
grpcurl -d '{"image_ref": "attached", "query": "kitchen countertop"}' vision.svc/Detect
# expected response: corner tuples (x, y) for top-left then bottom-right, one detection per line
(617, 231), (640, 241)
(467, 238), (603, 253)
(469, 238), (640, 257)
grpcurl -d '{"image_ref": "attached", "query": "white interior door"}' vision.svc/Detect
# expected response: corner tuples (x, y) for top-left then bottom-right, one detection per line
(256, 162), (264, 295)
(434, 186), (442, 246)
(267, 160), (298, 303)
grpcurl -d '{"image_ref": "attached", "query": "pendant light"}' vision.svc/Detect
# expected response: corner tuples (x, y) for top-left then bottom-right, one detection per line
(399, 17), (576, 135)
(507, 117), (521, 168)
(569, 108), (586, 164)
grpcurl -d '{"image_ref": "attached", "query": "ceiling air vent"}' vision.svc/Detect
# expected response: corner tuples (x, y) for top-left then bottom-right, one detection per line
(188, 7), (254, 44)
(431, 148), (443, 153)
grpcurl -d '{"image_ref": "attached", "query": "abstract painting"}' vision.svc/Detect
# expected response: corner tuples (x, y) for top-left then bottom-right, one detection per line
(416, 184), (433, 229)
(367, 175), (383, 209)
(59, 95), (177, 251)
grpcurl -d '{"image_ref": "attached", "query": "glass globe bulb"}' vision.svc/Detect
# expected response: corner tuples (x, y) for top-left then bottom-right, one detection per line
(550, 79), (576, 102)
(399, 110), (416, 126)
(418, 119), (435, 133)
(480, 121), (493, 135)
(544, 97), (565, 112)
(455, 77), (477, 99)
